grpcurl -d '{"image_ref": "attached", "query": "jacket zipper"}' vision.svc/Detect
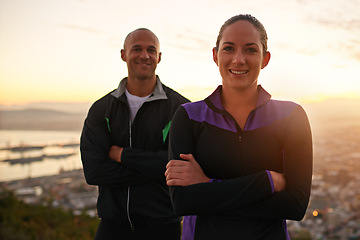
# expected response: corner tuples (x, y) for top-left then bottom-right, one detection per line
(127, 119), (135, 231)
(127, 186), (134, 231)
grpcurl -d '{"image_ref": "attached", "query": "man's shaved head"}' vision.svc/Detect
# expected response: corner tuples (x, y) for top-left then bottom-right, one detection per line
(123, 28), (160, 50)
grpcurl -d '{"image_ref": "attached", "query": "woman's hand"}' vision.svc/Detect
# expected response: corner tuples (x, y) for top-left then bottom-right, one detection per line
(165, 154), (210, 186)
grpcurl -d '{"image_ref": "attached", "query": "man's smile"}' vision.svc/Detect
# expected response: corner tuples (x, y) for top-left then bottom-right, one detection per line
(229, 69), (249, 75)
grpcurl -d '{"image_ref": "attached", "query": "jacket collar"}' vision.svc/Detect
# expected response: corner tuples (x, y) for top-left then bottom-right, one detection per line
(111, 75), (167, 101)
(208, 85), (272, 111)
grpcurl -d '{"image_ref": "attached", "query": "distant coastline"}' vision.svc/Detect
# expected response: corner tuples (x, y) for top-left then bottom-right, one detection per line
(0, 108), (87, 131)
(0, 99), (360, 131)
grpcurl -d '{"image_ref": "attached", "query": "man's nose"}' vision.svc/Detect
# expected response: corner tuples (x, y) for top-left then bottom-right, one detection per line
(140, 49), (150, 59)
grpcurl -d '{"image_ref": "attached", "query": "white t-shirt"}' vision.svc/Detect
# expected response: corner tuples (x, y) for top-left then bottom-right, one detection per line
(125, 89), (151, 122)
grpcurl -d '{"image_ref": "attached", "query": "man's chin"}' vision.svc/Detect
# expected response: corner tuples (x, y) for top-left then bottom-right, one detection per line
(135, 73), (156, 81)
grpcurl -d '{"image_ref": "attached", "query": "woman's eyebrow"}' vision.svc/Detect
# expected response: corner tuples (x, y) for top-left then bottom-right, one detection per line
(222, 41), (235, 46)
(222, 42), (259, 47)
(245, 42), (259, 47)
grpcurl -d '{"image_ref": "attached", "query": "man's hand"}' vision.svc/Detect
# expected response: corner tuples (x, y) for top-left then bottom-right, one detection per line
(165, 154), (210, 186)
(109, 145), (123, 163)
(269, 171), (286, 192)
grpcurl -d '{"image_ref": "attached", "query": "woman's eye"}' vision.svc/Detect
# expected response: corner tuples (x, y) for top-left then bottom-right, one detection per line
(223, 46), (233, 51)
(247, 48), (257, 53)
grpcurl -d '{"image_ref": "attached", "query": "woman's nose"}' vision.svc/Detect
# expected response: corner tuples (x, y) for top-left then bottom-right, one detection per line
(232, 51), (245, 64)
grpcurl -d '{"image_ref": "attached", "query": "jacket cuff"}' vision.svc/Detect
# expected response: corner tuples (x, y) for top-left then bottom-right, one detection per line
(266, 170), (275, 194)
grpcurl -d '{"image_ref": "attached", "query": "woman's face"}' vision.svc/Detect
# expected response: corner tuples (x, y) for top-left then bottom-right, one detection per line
(213, 20), (270, 92)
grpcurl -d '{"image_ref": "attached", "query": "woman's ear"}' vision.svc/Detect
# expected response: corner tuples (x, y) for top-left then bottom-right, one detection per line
(212, 47), (219, 66)
(261, 51), (271, 69)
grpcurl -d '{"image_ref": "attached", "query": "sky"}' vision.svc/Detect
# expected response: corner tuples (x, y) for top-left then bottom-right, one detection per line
(1, 0), (360, 106)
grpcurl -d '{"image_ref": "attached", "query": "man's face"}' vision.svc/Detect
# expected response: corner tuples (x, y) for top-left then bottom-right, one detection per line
(121, 30), (161, 81)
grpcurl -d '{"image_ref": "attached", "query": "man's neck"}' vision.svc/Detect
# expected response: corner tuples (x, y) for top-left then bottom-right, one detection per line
(126, 76), (157, 97)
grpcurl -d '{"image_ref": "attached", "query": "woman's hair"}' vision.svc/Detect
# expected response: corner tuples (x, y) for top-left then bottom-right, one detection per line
(215, 14), (268, 55)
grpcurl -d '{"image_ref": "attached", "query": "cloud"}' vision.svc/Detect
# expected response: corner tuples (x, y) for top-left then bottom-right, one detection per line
(108, 36), (123, 48)
(305, 0), (360, 31)
(301, 3), (360, 61)
(337, 39), (360, 61)
(55, 23), (102, 35)
(312, 18), (360, 31)
(162, 27), (213, 53)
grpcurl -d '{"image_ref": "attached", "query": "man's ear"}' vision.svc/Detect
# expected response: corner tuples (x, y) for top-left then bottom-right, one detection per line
(120, 49), (126, 62)
(261, 51), (271, 69)
(158, 52), (162, 64)
(212, 47), (219, 66)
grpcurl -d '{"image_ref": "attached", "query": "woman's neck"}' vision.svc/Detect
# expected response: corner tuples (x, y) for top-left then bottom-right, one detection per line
(221, 84), (258, 109)
(221, 85), (258, 129)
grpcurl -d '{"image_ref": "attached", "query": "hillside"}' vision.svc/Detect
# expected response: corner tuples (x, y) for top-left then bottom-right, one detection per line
(0, 190), (99, 240)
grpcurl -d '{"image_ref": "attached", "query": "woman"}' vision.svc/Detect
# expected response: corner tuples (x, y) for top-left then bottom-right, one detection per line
(165, 14), (313, 240)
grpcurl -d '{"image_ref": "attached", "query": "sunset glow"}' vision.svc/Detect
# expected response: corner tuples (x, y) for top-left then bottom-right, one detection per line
(1, 0), (359, 106)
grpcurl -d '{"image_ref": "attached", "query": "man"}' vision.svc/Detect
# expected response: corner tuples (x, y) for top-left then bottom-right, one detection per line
(80, 28), (189, 240)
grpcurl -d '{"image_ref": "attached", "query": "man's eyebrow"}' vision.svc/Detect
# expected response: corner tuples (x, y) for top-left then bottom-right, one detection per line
(131, 44), (157, 50)
(131, 44), (141, 48)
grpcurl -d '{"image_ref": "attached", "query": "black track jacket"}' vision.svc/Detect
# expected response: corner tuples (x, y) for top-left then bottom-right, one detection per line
(80, 76), (189, 229)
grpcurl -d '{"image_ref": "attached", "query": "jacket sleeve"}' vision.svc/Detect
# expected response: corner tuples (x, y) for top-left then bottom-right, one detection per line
(120, 94), (190, 180)
(121, 148), (168, 179)
(236, 105), (313, 221)
(80, 100), (148, 187)
(169, 107), (274, 216)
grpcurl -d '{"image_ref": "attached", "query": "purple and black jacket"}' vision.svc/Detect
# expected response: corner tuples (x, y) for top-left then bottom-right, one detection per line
(168, 85), (313, 240)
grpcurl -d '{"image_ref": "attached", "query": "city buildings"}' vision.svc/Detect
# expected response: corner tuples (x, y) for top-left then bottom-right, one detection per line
(1, 124), (360, 239)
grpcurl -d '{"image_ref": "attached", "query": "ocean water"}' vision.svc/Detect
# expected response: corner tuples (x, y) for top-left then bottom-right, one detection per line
(0, 130), (83, 182)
